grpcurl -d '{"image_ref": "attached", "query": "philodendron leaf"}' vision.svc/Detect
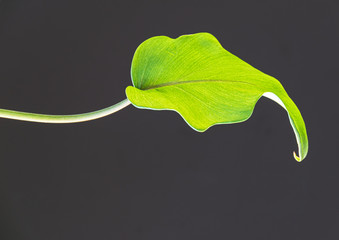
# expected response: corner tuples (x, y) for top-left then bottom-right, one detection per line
(125, 32), (308, 161)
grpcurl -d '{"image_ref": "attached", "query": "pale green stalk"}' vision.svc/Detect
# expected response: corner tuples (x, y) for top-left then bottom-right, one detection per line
(0, 99), (130, 123)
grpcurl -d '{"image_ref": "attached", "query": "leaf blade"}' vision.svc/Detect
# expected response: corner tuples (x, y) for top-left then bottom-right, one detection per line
(126, 32), (308, 161)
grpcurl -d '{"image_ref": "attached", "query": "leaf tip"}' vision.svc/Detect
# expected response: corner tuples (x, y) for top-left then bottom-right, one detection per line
(293, 151), (302, 162)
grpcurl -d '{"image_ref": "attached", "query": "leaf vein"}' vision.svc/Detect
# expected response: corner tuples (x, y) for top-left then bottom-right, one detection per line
(143, 79), (256, 90)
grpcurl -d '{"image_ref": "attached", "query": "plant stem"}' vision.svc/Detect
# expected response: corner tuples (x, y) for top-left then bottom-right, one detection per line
(0, 99), (131, 123)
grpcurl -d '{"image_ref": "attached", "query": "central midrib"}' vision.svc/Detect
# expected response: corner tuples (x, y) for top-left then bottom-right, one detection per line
(142, 79), (255, 90)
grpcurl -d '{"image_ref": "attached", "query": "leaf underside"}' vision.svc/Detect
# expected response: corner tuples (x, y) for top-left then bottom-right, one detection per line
(125, 32), (308, 161)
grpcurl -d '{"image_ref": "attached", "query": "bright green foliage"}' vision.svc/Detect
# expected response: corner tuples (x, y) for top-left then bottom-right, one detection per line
(0, 32), (308, 162)
(126, 33), (308, 161)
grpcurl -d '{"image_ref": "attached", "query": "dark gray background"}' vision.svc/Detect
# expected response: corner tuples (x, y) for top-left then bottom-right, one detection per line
(0, 0), (338, 239)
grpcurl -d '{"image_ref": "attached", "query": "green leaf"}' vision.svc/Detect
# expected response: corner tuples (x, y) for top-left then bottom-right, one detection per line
(125, 32), (308, 161)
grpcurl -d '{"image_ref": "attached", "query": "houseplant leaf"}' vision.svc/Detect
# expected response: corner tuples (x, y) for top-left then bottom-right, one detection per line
(125, 32), (308, 161)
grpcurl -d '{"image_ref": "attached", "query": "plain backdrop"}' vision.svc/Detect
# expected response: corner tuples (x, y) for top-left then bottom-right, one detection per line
(0, 0), (338, 239)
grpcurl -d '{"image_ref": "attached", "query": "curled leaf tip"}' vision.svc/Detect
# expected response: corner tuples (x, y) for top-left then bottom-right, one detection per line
(293, 151), (301, 162)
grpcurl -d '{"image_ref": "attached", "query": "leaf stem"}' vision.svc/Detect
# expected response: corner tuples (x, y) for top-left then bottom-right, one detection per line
(0, 99), (131, 123)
